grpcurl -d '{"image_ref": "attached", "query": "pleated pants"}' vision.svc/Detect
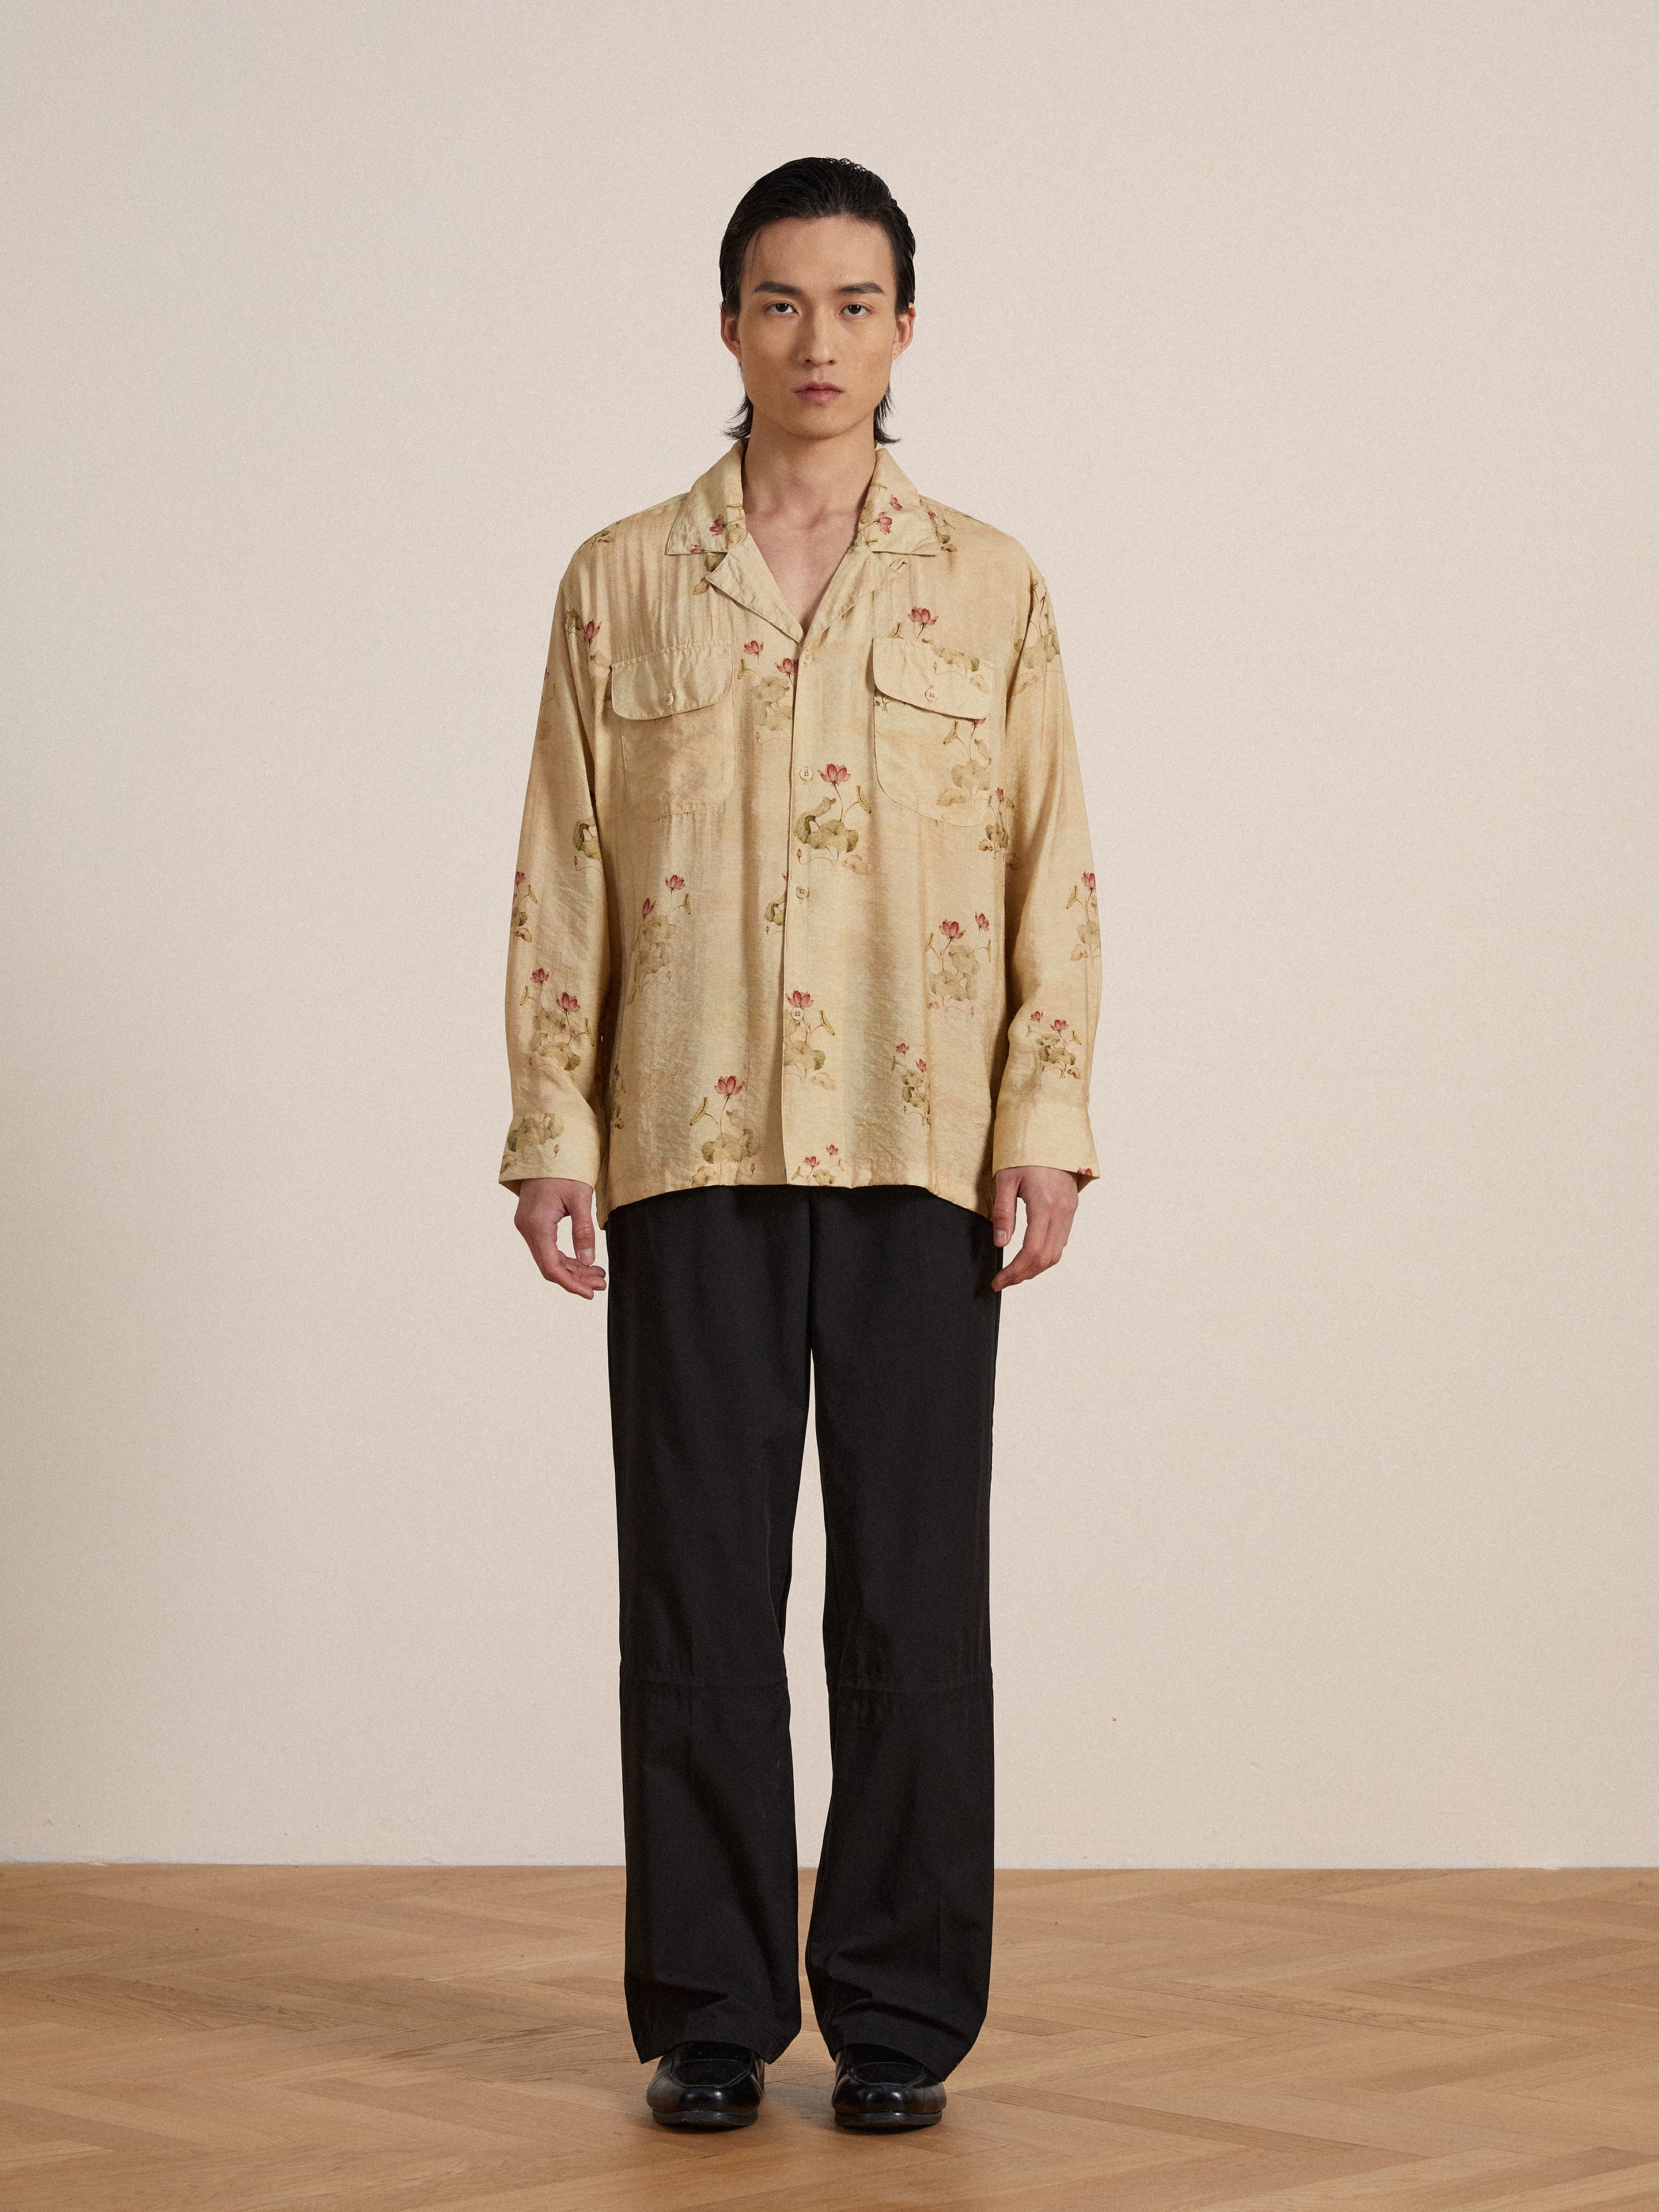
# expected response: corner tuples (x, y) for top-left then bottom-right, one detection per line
(603, 1180), (1003, 2080)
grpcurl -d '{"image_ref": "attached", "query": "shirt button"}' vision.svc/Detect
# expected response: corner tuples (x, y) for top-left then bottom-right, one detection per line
(666, 690), (676, 706)
(798, 765), (812, 780)
(925, 687), (938, 702)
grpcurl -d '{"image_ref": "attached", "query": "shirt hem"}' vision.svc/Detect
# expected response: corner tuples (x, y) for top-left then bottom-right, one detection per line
(596, 1164), (995, 1231)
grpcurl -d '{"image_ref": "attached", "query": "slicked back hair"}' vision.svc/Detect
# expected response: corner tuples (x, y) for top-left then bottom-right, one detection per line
(719, 157), (916, 445)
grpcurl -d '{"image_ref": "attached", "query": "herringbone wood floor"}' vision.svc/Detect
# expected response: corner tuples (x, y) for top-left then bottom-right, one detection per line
(2, 1866), (1657, 2209)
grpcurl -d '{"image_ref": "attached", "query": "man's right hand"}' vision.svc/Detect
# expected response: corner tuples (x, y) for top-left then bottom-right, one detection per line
(513, 1177), (606, 1299)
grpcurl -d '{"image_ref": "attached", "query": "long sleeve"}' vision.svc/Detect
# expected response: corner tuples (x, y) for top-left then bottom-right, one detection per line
(990, 565), (1103, 1190)
(499, 574), (613, 1192)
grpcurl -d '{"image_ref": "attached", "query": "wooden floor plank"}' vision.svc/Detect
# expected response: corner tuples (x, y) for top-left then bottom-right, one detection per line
(3, 1867), (1658, 2208)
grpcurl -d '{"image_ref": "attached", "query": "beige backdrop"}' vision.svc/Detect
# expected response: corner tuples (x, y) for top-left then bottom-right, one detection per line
(3, 2), (1656, 1867)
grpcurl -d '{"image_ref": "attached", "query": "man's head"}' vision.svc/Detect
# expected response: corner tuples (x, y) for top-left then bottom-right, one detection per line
(719, 157), (916, 448)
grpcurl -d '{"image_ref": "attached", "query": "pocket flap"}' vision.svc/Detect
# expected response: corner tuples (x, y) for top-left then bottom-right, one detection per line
(872, 636), (995, 720)
(611, 644), (734, 720)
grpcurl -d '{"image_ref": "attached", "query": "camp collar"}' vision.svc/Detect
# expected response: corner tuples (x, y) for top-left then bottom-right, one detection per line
(664, 438), (945, 564)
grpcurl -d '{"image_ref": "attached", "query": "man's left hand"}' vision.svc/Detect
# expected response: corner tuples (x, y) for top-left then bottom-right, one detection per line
(990, 1165), (1081, 1290)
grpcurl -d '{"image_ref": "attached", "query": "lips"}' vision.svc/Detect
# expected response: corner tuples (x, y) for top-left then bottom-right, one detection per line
(796, 384), (842, 398)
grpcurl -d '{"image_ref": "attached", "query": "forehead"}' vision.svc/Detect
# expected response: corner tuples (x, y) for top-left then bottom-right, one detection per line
(741, 214), (896, 297)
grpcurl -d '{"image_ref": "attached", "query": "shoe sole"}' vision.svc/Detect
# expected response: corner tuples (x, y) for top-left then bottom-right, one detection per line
(834, 2108), (944, 2129)
(650, 2105), (760, 2129)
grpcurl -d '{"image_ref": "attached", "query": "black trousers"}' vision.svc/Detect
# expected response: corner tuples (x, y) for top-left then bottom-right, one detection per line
(603, 1181), (1003, 2079)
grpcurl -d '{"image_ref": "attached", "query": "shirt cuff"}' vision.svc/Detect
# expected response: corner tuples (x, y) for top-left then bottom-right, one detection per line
(991, 1092), (1100, 1190)
(499, 1111), (605, 1192)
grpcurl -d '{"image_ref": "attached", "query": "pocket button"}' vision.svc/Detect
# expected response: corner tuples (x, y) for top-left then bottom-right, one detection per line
(925, 687), (938, 701)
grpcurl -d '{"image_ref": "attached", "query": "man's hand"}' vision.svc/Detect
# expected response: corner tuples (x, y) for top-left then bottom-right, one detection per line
(990, 1165), (1081, 1290)
(513, 1177), (607, 1299)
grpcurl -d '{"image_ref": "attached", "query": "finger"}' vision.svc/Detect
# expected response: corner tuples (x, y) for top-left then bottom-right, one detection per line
(991, 1173), (1020, 1247)
(569, 1190), (597, 1266)
(992, 1212), (1062, 1287)
(525, 1223), (605, 1296)
(543, 1251), (607, 1299)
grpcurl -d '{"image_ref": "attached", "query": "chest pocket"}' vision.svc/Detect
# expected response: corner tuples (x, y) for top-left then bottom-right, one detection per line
(871, 636), (1000, 829)
(611, 644), (736, 815)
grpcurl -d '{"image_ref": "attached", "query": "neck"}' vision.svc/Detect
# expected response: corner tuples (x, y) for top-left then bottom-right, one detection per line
(740, 420), (877, 525)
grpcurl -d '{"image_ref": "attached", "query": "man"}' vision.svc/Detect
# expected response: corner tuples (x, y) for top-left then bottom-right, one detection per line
(501, 157), (1101, 2134)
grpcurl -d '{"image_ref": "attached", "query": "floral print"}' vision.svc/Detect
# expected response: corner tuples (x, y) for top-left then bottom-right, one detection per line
(795, 762), (870, 868)
(1068, 870), (1100, 962)
(521, 973), (597, 1073)
(501, 1110), (563, 1175)
(982, 783), (1013, 856)
(563, 606), (607, 667)
(922, 913), (993, 1011)
(626, 874), (691, 1005)
(893, 1040), (931, 1124)
(510, 871), (538, 943)
(783, 989), (835, 1087)
(501, 438), (1100, 1226)
(1022, 1008), (1082, 1080)
(690, 1074), (760, 1184)
(738, 637), (795, 738)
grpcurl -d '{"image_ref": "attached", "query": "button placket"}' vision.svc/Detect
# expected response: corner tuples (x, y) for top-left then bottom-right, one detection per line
(781, 634), (814, 1175)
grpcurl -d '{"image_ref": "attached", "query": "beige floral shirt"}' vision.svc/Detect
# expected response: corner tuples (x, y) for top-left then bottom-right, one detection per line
(501, 437), (1102, 1230)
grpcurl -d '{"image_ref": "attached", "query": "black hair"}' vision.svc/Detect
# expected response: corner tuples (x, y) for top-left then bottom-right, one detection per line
(718, 157), (916, 445)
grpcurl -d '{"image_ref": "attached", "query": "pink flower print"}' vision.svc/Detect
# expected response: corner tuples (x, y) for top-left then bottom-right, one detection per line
(788, 989), (812, 1009)
(1032, 1009), (1042, 1022)
(665, 874), (685, 891)
(874, 512), (893, 534)
(744, 638), (762, 655)
(889, 496), (902, 511)
(641, 897), (654, 916)
(910, 605), (934, 627)
(778, 657), (797, 677)
(915, 1058), (927, 1073)
(821, 762), (849, 785)
(558, 992), (580, 1013)
(1082, 871), (1095, 890)
(995, 786), (1005, 801)
(583, 619), (600, 645)
(826, 1143), (839, 1157)
(709, 516), (726, 536)
(1051, 1017), (1069, 1032)
(896, 1041), (908, 1054)
(530, 967), (548, 985)
(515, 871), (526, 886)
(976, 912), (989, 931)
(938, 918), (963, 941)
(804, 1155), (819, 1169)
(716, 1075), (743, 1097)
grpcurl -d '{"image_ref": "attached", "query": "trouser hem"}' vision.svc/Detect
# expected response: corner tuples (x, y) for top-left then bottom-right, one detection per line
(631, 2006), (801, 2067)
(817, 2007), (980, 2081)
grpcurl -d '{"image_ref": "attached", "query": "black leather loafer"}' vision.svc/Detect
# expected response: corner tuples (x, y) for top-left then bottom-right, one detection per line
(832, 2042), (946, 2128)
(646, 2039), (766, 2128)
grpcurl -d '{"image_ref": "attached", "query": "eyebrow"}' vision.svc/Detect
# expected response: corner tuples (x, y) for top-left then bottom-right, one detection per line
(751, 280), (888, 297)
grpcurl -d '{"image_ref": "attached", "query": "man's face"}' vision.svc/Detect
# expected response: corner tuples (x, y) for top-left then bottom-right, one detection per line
(721, 214), (915, 445)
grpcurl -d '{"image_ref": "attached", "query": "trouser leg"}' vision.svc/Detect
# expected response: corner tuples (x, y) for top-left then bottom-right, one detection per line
(604, 1185), (812, 2064)
(802, 1185), (1003, 2081)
